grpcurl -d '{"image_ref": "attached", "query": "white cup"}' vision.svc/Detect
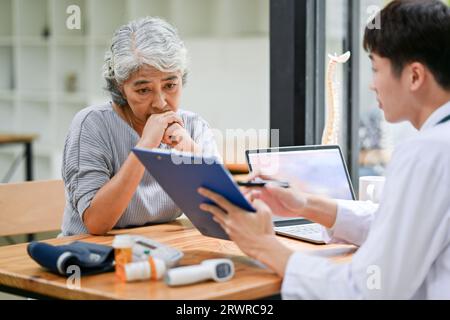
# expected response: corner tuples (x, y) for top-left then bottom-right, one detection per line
(359, 176), (386, 204)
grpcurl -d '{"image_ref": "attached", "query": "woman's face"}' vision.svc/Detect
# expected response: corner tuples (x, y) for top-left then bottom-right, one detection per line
(121, 65), (182, 123)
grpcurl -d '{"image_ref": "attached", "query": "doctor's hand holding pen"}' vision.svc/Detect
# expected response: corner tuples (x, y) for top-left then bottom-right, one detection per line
(198, 186), (292, 277)
(198, 171), (342, 277)
(241, 171), (339, 230)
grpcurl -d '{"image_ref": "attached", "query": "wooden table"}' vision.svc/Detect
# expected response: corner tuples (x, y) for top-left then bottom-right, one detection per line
(0, 133), (38, 182)
(225, 163), (249, 175)
(0, 218), (354, 300)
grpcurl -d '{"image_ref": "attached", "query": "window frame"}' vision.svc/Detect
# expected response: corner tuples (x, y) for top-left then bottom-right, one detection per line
(270, 0), (361, 188)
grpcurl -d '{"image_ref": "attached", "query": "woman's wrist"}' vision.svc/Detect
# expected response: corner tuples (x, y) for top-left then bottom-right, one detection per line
(136, 138), (159, 149)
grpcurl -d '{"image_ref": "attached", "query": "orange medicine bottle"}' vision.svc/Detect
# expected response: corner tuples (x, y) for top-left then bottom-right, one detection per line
(112, 235), (134, 278)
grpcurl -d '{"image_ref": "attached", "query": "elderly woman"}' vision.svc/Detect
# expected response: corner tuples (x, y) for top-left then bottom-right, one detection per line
(60, 17), (219, 236)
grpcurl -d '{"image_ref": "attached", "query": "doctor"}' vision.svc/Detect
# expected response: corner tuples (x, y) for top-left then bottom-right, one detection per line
(199, 0), (450, 299)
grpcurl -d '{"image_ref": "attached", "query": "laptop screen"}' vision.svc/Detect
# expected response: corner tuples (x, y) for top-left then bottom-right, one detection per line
(247, 146), (355, 202)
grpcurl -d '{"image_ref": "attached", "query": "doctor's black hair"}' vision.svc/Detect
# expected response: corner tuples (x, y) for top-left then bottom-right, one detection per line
(363, 0), (450, 90)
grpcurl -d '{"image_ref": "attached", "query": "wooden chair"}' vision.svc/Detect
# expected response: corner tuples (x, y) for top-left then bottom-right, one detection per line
(0, 180), (65, 238)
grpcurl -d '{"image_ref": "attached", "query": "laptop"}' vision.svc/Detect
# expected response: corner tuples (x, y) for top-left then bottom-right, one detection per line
(246, 145), (356, 244)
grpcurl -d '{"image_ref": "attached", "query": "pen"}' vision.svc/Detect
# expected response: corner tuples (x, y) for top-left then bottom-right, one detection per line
(237, 179), (290, 189)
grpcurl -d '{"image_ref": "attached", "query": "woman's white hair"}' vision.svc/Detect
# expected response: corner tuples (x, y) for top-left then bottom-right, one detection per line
(103, 16), (188, 106)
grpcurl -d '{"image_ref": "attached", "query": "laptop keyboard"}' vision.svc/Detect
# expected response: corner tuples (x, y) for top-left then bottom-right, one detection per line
(275, 223), (321, 234)
(274, 223), (325, 243)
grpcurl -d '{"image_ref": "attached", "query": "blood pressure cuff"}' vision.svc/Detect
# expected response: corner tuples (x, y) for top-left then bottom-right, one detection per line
(27, 241), (115, 276)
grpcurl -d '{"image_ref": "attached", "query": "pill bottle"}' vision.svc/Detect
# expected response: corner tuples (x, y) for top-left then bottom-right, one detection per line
(112, 235), (134, 277)
(117, 257), (166, 282)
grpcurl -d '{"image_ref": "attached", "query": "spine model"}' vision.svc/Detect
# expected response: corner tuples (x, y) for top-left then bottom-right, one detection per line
(322, 51), (351, 145)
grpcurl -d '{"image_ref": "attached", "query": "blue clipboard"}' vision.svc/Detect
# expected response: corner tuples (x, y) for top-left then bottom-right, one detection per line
(132, 148), (255, 240)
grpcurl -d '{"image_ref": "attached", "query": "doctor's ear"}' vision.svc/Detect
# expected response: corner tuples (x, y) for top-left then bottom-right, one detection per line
(408, 62), (426, 92)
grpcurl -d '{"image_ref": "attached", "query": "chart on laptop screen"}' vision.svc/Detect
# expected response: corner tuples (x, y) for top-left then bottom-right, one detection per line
(247, 147), (354, 201)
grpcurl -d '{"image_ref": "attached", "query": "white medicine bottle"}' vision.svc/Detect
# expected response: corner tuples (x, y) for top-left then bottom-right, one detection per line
(117, 256), (166, 282)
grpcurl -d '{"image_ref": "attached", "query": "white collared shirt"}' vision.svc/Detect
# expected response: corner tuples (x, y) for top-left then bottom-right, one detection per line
(281, 101), (450, 299)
